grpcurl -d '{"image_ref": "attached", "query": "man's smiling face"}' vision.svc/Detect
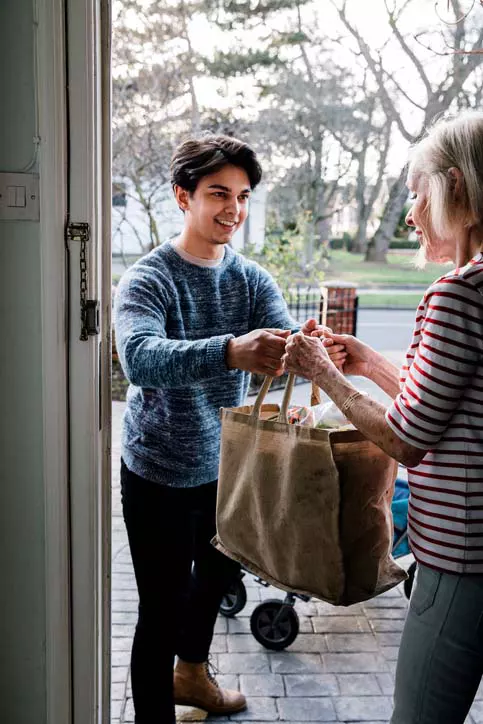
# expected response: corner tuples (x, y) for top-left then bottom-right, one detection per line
(176, 164), (251, 247)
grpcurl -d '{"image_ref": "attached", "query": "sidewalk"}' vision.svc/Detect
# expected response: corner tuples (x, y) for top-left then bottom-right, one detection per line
(110, 387), (482, 723)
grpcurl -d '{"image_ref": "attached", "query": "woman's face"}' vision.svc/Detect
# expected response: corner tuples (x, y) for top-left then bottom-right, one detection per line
(405, 173), (455, 264)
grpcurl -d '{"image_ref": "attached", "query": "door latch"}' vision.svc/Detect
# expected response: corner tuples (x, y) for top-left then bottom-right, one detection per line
(66, 221), (100, 340)
(84, 299), (100, 336)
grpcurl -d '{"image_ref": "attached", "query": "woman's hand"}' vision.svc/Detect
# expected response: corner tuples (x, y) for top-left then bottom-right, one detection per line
(317, 333), (375, 377)
(282, 332), (332, 380)
(320, 338), (347, 370)
(301, 318), (346, 370)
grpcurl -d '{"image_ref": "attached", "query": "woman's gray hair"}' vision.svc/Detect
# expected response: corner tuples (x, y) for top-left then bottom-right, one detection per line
(409, 111), (483, 238)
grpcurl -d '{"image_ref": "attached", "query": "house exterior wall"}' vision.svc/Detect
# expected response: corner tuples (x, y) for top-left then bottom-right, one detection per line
(112, 180), (268, 257)
(0, 0), (47, 721)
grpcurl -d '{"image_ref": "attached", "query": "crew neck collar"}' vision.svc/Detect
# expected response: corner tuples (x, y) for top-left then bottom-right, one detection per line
(170, 241), (226, 268)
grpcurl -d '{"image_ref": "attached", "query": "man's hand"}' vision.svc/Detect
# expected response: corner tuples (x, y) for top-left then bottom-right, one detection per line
(226, 329), (290, 376)
(300, 318), (331, 336)
(301, 318), (346, 370)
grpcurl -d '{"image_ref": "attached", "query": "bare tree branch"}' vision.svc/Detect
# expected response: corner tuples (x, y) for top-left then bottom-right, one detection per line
(434, 0), (476, 24)
(380, 67), (427, 111)
(329, 0), (416, 142)
(384, 0), (432, 98)
(296, 1), (315, 85)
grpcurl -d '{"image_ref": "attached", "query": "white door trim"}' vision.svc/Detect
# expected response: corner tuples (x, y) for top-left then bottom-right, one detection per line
(100, 0), (113, 718)
(66, 0), (111, 721)
(38, 0), (72, 722)
(38, 1), (111, 722)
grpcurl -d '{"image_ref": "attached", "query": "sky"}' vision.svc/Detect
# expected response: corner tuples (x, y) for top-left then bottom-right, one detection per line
(113, 0), (483, 187)
(185, 0), (470, 172)
(111, 0), (483, 252)
(114, 0), (482, 132)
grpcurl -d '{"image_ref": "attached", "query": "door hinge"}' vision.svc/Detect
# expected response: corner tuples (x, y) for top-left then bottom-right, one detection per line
(66, 221), (100, 340)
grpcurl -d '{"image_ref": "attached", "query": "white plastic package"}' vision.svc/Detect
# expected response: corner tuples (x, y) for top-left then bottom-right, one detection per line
(287, 392), (367, 430)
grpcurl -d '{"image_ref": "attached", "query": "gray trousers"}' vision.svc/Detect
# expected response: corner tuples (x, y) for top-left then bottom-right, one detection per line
(391, 563), (483, 724)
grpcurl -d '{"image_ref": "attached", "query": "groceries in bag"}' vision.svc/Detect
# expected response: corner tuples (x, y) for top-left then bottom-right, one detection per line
(213, 375), (405, 606)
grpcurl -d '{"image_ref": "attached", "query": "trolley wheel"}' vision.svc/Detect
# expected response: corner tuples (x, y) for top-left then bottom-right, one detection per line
(219, 577), (247, 617)
(404, 561), (417, 600)
(250, 599), (299, 651)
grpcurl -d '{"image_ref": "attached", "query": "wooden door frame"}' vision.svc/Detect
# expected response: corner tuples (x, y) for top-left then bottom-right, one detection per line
(39, 0), (112, 722)
(38, 0), (71, 721)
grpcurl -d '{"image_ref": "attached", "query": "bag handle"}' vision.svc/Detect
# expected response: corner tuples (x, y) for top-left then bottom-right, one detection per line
(251, 374), (275, 419)
(251, 288), (328, 421)
(311, 381), (321, 406)
(251, 373), (321, 423)
(311, 286), (328, 405)
(251, 372), (296, 423)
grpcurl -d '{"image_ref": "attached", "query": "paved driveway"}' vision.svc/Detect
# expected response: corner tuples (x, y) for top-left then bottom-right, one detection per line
(110, 390), (482, 723)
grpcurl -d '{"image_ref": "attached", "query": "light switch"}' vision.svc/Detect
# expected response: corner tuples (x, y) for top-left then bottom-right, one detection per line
(0, 173), (39, 220)
(16, 186), (26, 207)
(7, 186), (17, 207)
(7, 185), (26, 208)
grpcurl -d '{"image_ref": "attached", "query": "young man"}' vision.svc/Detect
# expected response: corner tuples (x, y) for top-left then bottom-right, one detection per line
(115, 134), (322, 723)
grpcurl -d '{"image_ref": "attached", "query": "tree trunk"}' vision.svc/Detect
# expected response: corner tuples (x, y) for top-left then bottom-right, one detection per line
(180, 1), (200, 133)
(352, 216), (368, 254)
(315, 215), (330, 248)
(305, 221), (315, 267)
(188, 74), (200, 133)
(365, 167), (408, 262)
(352, 142), (368, 254)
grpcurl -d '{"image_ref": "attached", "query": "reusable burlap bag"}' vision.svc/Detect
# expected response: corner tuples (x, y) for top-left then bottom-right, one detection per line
(213, 375), (406, 606)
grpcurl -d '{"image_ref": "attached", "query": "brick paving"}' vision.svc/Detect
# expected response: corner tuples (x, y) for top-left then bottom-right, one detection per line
(110, 393), (482, 723)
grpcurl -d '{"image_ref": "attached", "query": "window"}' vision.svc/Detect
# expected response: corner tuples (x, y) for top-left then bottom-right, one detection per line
(112, 181), (127, 207)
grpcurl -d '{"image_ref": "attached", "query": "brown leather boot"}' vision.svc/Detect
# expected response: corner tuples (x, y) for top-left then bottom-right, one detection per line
(173, 658), (247, 715)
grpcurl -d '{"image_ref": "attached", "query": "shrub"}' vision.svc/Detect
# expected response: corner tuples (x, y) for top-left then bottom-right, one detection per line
(329, 238), (345, 250)
(394, 204), (411, 239)
(243, 212), (326, 295)
(388, 239), (419, 250)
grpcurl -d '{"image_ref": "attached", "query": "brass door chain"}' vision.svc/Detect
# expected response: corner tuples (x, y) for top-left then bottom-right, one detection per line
(66, 222), (100, 340)
(79, 230), (89, 339)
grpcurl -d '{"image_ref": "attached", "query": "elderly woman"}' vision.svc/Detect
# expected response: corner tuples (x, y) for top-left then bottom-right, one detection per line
(283, 112), (483, 724)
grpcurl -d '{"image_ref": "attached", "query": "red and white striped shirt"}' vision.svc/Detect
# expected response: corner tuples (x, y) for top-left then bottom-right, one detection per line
(386, 252), (483, 573)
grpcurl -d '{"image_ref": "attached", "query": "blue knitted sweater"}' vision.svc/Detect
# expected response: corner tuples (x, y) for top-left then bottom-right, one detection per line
(115, 241), (293, 486)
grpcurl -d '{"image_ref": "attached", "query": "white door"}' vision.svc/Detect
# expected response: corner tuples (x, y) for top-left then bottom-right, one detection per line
(65, 0), (112, 721)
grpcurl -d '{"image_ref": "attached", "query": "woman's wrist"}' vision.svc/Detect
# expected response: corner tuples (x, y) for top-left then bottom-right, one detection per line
(364, 347), (381, 380)
(314, 361), (347, 395)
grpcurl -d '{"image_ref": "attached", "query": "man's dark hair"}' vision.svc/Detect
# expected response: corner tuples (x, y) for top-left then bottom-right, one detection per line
(170, 134), (262, 193)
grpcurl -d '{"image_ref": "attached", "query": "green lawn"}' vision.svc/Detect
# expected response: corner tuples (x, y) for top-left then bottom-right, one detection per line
(358, 292), (423, 308)
(112, 248), (448, 291)
(324, 249), (445, 287)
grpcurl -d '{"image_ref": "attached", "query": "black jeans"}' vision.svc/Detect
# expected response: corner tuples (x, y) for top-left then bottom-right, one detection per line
(120, 460), (240, 724)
